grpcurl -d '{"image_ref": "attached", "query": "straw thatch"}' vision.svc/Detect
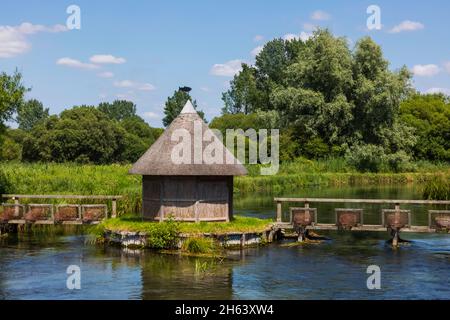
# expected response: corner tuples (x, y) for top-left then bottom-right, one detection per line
(129, 101), (247, 176)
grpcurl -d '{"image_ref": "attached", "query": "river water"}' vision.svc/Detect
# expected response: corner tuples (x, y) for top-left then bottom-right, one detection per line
(1, 185), (450, 300)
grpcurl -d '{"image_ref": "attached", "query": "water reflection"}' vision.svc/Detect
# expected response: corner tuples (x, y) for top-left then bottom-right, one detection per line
(0, 185), (449, 300)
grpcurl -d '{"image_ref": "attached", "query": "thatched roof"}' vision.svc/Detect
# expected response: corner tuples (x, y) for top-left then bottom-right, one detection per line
(129, 101), (247, 176)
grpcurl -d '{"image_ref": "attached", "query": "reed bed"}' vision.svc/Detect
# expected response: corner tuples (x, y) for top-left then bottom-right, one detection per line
(1, 161), (449, 215)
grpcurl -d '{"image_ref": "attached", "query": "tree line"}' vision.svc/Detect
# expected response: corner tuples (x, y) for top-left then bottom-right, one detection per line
(0, 29), (449, 171)
(0, 91), (163, 163)
(211, 29), (450, 171)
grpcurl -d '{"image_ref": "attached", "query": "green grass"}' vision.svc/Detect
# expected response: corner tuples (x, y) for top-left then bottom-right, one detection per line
(182, 237), (218, 254)
(100, 215), (273, 235)
(423, 175), (450, 200)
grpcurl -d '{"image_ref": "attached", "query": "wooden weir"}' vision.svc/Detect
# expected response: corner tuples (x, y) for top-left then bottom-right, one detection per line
(0, 194), (122, 225)
(274, 197), (450, 246)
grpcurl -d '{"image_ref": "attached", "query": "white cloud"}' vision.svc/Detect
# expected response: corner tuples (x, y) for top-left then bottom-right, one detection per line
(138, 83), (156, 91)
(0, 22), (67, 58)
(200, 86), (210, 92)
(283, 31), (312, 42)
(114, 80), (155, 91)
(411, 64), (440, 77)
(97, 71), (114, 78)
(253, 35), (264, 42)
(143, 111), (160, 119)
(99, 93), (108, 99)
(426, 88), (450, 95)
(389, 20), (424, 33)
(311, 10), (330, 21)
(90, 54), (126, 64)
(251, 45), (264, 57)
(210, 59), (243, 77)
(56, 57), (99, 70)
(444, 62), (450, 74)
(114, 80), (134, 88)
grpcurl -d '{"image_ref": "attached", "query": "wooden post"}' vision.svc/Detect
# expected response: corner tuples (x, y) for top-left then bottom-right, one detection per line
(276, 201), (282, 222)
(111, 199), (117, 218)
(392, 229), (399, 247)
(14, 197), (19, 217)
(159, 178), (164, 223)
(304, 201), (312, 225)
(394, 203), (401, 227)
(194, 177), (199, 223)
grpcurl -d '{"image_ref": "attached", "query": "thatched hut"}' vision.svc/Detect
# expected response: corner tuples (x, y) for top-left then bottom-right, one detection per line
(129, 100), (247, 222)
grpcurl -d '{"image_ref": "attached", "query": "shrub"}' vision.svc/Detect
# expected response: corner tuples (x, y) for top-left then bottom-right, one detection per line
(0, 170), (12, 196)
(383, 151), (416, 173)
(182, 237), (216, 254)
(146, 218), (180, 249)
(345, 144), (385, 172)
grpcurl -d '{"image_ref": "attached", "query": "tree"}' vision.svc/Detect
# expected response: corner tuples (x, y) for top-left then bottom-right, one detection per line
(120, 115), (163, 145)
(21, 104), (164, 164)
(98, 100), (137, 121)
(222, 64), (263, 114)
(16, 99), (49, 131)
(400, 94), (450, 161)
(0, 70), (27, 133)
(221, 29), (415, 162)
(162, 89), (204, 127)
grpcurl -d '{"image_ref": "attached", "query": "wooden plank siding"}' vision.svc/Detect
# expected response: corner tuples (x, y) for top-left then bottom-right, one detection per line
(142, 175), (232, 222)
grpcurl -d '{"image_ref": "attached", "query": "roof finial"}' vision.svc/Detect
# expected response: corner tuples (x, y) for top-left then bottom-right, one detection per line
(181, 100), (196, 114)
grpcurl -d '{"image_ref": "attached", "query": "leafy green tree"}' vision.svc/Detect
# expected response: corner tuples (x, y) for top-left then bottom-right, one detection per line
(16, 99), (49, 131)
(221, 29), (415, 163)
(400, 94), (450, 161)
(120, 115), (163, 145)
(98, 100), (137, 121)
(222, 64), (263, 114)
(162, 89), (204, 127)
(0, 70), (27, 133)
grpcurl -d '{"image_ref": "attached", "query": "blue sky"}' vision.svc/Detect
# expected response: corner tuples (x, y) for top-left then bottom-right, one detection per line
(1, 0), (450, 127)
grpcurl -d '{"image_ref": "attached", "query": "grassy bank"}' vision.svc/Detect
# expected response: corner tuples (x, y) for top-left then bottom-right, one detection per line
(100, 215), (273, 235)
(96, 215), (273, 254)
(1, 160), (449, 214)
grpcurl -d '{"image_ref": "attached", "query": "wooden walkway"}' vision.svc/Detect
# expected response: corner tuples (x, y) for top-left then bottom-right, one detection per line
(274, 222), (435, 233)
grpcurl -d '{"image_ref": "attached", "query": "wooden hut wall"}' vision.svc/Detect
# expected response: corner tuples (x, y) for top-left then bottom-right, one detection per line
(142, 175), (232, 221)
(142, 176), (162, 220)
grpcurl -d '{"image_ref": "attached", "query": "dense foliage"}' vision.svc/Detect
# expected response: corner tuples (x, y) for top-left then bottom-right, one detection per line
(216, 29), (444, 172)
(163, 88), (204, 126)
(3, 100), (162, 163)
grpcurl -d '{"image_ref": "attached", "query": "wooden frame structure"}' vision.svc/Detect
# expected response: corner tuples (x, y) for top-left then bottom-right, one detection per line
(1, 194), (122, 224)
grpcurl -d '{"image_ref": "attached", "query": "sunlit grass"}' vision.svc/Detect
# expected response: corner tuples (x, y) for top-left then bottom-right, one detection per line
(100, 215), (273, 235)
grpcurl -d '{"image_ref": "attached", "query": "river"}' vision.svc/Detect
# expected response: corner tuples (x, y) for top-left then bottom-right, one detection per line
(1, 185), (449, 300)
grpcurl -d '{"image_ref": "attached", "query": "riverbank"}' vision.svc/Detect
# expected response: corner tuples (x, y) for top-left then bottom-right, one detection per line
(1, 161), (449, 214)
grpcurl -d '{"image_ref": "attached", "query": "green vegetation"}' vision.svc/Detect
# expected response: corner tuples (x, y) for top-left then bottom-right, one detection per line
(0, 162), (142, 214)
(100, 215), (272, 235)
(182, 237), (218, 255)
(423, 175), (450, 200)
(400, 94), (450, 161)
(1, 161), (448, 214)
(162, 88), (205, 126)
(0, 30), (449, 173)
(213, 30), (450, 172)
(1, 99), (162, 164)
